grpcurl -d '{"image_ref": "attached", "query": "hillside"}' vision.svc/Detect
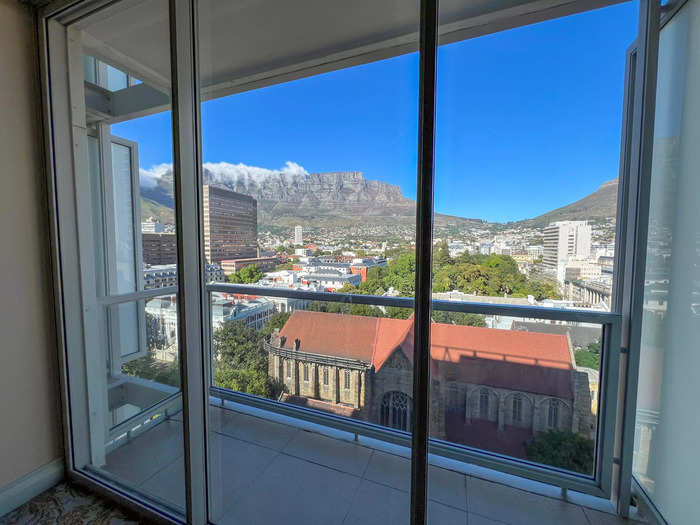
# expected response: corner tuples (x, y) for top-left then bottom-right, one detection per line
(512, 179), (618, 228)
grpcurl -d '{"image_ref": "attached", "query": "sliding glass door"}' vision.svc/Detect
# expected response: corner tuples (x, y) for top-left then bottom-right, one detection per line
(41, 0), (662, 523)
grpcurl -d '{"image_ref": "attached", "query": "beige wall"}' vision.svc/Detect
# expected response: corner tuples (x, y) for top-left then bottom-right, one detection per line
(0, 0), (63, 488)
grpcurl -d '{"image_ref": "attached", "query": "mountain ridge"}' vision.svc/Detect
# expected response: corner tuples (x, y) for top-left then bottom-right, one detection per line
(140, 167), (617, 229)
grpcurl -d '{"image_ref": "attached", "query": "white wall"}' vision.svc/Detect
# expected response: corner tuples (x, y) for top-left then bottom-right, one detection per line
(0, 0), (63, 490)
(633, 1), (700, 523)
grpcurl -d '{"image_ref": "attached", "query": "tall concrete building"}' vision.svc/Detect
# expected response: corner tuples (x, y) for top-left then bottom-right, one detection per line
(543, 221), (592, 269)
(294, 225), (303, 245)
(202, 185), (258, 264)
(142, 232), (177, 265)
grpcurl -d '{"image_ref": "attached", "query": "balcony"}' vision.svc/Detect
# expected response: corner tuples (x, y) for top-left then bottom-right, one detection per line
(100, 400), (646, 525)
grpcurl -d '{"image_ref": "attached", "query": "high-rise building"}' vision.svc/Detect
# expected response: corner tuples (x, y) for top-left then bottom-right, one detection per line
(141, 220), (164, 233)
(294, 225), (303, 245)
(142, 232), (177, 265)
(202, 185), (258, 264)
(543, 221), (592, 269)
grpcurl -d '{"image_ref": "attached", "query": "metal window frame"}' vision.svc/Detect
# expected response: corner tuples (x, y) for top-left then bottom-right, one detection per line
(36, 0), (663, 523)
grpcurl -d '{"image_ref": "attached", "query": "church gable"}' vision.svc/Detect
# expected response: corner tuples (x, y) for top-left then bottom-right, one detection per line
(383, 348), (412, 370)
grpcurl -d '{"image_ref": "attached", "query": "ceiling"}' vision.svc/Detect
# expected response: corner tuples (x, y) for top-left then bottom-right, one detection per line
(76, 0), (620, 101)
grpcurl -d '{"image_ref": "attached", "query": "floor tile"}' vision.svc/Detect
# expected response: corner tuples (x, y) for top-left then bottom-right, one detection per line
(428, 465), (467, 510)
(468, 513), (508, 525)
(363, 450), (411, 491)
(214, 408), (299, 451)
(207, 432), (280, 519)
(105, 420), (184, 485)
(139, 457), (185, 510)
(343, 479), (410, 525)
(428, 500), (468, 525)
(582, 507), (646, 524)
(283, 430), (373, 477)
(220, 453), (361, 525)
(467, 477), (589, 525)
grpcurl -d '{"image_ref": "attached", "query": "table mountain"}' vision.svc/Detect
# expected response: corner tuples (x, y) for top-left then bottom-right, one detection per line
(141, 167), (482, 227)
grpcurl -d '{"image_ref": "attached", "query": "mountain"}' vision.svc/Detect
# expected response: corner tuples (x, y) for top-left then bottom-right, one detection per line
(140, 167), (483, 228)
(512, 179), (618, 228)
(139, 165), (618, 229)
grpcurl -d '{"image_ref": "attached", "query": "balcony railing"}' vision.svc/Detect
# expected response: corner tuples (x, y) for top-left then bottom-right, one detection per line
(204, 282), (622, 497)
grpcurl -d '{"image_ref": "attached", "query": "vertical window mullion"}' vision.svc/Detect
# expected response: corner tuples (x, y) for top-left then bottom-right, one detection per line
(170, 0), (208, 523)
(411, 1), (439, 525)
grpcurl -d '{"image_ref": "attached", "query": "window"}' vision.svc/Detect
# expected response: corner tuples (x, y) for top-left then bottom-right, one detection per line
(380, 391), (412, 432)
(46, 0), (651, 520)
(548, 399), (559, 428)
(479, 389), (490, 419)
(512, 394), (523, 423)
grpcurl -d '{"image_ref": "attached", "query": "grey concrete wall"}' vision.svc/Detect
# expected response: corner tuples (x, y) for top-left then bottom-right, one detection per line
(0, 0), (63, 489)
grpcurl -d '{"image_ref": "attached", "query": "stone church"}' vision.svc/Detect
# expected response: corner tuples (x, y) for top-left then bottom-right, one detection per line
(265, 310), (594, 459)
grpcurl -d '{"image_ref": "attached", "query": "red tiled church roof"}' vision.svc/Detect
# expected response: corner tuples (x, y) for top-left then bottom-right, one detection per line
(278, 310), (574, 398)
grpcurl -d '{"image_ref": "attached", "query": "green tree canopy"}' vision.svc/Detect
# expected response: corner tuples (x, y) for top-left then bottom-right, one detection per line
(525, 430), (594, 474)
(228, 265), (264, 284)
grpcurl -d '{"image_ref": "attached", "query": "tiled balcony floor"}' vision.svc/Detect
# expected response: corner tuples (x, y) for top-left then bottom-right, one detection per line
(103, 405), (646, 525)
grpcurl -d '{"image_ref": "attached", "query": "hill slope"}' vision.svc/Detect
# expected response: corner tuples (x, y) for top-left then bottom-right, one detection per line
(513, 179), (618, 228)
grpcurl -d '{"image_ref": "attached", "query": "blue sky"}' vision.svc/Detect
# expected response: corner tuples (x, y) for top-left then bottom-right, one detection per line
(114, 2), (638, 223)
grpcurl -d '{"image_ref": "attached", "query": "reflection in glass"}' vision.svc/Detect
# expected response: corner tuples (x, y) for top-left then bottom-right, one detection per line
(632, 1), (700, 522)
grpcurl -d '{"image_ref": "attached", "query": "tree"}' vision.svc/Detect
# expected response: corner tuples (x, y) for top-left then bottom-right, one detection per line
(260, 311), (291, 337)
(122, 350), (180, 388)
(228, 265), (264, 284)
(211, 319), (285, 399)
(525, 430), (594, 474)
(433, 240), (452, 270)
(432, 311), (486, 327)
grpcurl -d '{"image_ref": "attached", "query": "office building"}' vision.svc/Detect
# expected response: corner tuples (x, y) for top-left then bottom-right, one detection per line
(202, 184), (258, 264)
(294, 225), (303, 245)
(543, 221), (592, 269)
(142, 232), (177, 265)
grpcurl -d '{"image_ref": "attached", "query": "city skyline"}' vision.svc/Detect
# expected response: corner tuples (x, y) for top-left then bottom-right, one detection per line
(114, 1), (638, 223)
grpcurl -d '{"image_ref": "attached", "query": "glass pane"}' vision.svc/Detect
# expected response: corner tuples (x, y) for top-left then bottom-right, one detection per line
(199, 1), (419, 521)
(428, 4), (637, 511)
(107, 64), (128, 91)
(68, 0), (185, 515)
(111, 301), (141, 359)
(428, 313), (602, 476)
(434, 2), (638, 309)
(632, 1), (700, 522)
(110, 142), (137, 294)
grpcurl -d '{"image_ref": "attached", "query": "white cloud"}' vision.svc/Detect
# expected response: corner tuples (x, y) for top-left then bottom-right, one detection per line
(139, 161), (308, 188)
(139, 163), (173, 189)
(203, 161), (308, 185)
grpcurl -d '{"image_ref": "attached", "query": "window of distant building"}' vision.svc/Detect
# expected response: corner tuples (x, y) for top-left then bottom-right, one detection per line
(303, 363), (309, 382)
(380, 391), (412, 432)
(479, 389), (490, 419)
(548, 399), (559, 428)
(323, 367), (329, 386)
(512, 394), (523, 423)
(344, 370), (350, 390)
(286, 360), (291, 379)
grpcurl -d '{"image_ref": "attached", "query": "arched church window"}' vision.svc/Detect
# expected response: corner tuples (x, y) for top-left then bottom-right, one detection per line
(380, 391), (412, 432)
